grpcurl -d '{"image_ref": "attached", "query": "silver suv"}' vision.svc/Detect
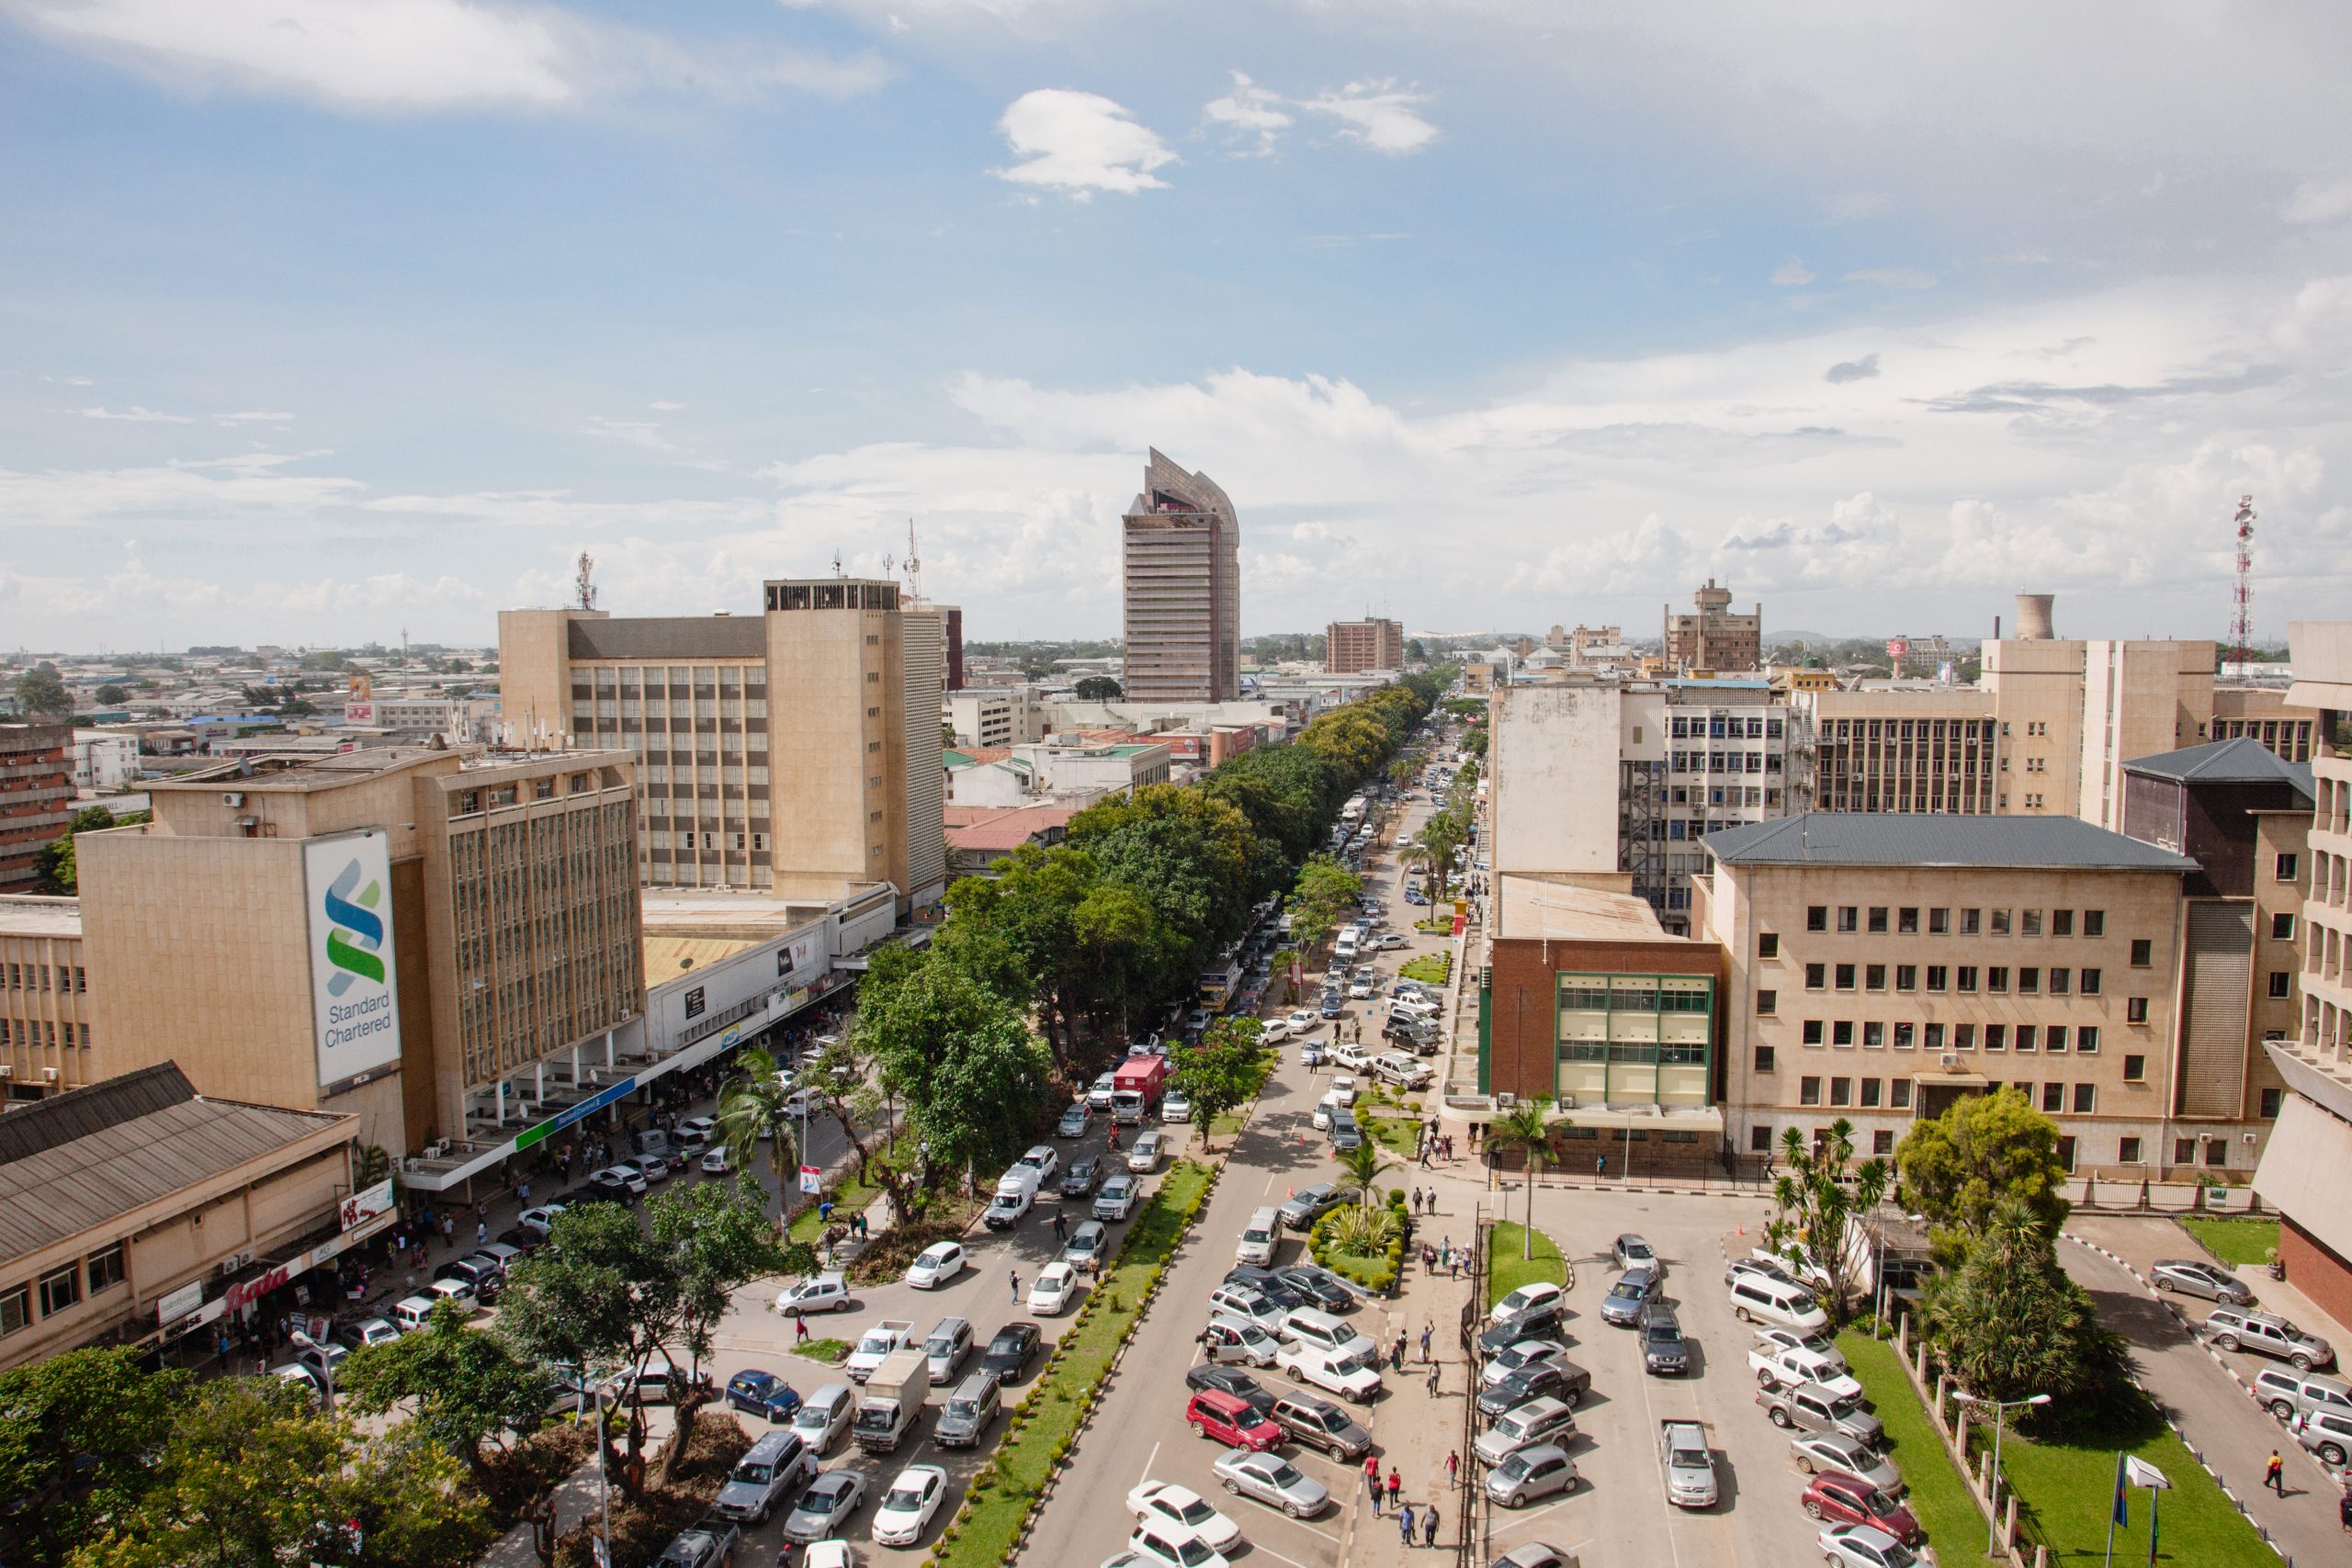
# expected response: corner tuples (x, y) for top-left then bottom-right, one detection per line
(2253, 1367), (2352, 1424)
(2205, 1307), (2336, 1371)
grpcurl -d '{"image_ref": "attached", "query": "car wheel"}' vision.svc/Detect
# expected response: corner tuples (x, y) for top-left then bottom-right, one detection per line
(2293, 1353), (2316, 1371)
(1286, 1500), (1310, 1517)
(1796, 1453), (1818, 1474)
(1770, 1406), (1793, 1428)
(2324, 1442), (2348, 1466)
(1504, 1490), (1523, 1507)
(1758, 1367), (1779, 1388)
(1735, 1305), (1754, 1323)
(1803, 1498), (1825, 1518)
(2216, 1334), (2241, 1352)
(2270, 1398), (2298, 1420)
(1191, 1420), (1207, 1438)
(1223, 1480), (1243, 1495)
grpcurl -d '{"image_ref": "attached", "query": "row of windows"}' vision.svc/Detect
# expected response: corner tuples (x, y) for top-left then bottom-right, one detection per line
(1670, 716), (1785, 739)
(1800, 905), (2109, 938)
(1759, 1020), (2105, 1055)
(1817, 718), (1998, 741)
(1795, 1074), (2100, 1113)
(1753, 1125), (2251, 1168)
(0, 1020), (91, 1049)
(1, 964), (85, 992)
(1790, 962), (2109, 995)
(1668, 751), (1783, 774)
(0, 1243), (125, 1336)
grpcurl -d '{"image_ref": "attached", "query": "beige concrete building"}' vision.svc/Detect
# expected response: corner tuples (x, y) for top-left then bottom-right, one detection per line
(1662, 580), (1761, 673)
(0, 897), (91, 1102)
(499, 578), (947, 909)
(67, 744), (643, 1156)
(1700, 813), (2273, 1179)
(1326, 618), (1404, 675)
(0, 1063), (367, 1372)
(0, 722), (74, 892)
(1122, 450), (1241, 702)
(1793, 688), (2001, 814)
(2213, 686), (2320, 761)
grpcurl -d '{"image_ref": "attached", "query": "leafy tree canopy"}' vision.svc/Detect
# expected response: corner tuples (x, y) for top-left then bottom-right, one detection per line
(337, 1302), (548, 1483)
(1896, 1088), (2071, 1258)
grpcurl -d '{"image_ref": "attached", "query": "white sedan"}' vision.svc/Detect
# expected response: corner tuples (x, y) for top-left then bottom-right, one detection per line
(906, 1242), (967, 1291)
(1285, 1010), (1322, 1035)
(516, 1205), (569, 1237)
(1259, 1018), (1293, 1045)
(1028, 1261), (1080, 1315)
(870, 1463), (947, 1547)
(1325, 1075), (1360, 1106)
(699, 1145), (732, 1174)
(1126, 1481), (1243, 1553)
(800, 1544), (855, 1568)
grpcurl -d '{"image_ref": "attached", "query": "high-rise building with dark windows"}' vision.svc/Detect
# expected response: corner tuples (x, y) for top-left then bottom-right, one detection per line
(1122, 450), (1240, 702)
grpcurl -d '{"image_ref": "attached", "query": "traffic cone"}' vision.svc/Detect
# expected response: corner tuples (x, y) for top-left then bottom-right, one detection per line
(1736, 1223), (1744, 1235)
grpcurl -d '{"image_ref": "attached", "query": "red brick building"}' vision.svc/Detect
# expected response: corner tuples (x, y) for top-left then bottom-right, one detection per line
(0, 723), (73, 891)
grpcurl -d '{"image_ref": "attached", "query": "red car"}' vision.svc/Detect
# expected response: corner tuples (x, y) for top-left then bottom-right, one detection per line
(1803, 1471), (1921, 1545)
(1185, 1389), (1282, 1452)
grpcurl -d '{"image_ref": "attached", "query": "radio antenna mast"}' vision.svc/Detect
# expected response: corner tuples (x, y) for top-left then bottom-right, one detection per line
(2227, 494), (2256, 666)
(904, 517), (923, 605)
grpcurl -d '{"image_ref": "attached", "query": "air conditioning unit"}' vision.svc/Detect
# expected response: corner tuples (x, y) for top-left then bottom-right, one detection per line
(1939, 1053), (1960, 1068)
(2243, 1132), (2259, 1145)
(221, 792), (245, 807)
(40, 1067), (57, 1081)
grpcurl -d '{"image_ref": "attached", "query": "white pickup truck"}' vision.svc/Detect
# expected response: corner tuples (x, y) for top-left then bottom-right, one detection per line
(1747, 1342), (1862, 1402)
(844, 1318), (915, 1382)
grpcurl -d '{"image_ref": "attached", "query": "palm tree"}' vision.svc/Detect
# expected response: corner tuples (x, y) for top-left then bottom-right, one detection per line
(1487, 1097), (1557, 1259)
(716, 1046), (800, 1226)
(1334, 1140), (1390, 1207)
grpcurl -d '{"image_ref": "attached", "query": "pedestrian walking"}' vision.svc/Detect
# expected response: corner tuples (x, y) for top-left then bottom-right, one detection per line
(1595, 1153), (1606, 1178)
(2267, 1450), (2286, 1495)
(516, 1179), (530, 1206)
(1364, 1454), (1381, 1499)
(795, 1314), (809, 1345)
(1392, 1335), (1407, 1371)
(1010, 1269), (1022, 1304)
(476, 1218), (487, 1247)
(1420, 1322), (1433, 1363)
(1386, 1468), (1401, 1510)
(2339, 1481), (2352, 1534)
(1425, 1362), (1439, 1399)
(441, 1214), (455, 1245)
(1397, 1504), (1414, 1545)
(1422, 1501), (1439, 1547)
(1445, 1450), (1459, 1489)
(1053, 1210), (1068, 1242)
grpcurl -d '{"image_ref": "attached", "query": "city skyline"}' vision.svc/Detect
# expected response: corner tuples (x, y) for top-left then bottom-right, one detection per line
(5, 2), (2351, 649)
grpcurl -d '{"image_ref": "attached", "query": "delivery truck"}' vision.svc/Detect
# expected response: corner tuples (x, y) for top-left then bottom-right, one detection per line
(1110, 1056), (1169, 1125)
(853, 1347), (931, 1453)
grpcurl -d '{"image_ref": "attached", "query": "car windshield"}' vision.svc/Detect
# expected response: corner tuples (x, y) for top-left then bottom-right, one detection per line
(1166, 1495), (1211, 1525)
(1497, 1454), (1532, 1480)
(885, 1485), (925, 1511)
(1175, 1541), (1215, 1568)
(1670, 1444), (1707, 1468)
(946, 1399), (977, 1418)
(858, 1333), (892, 1354)
(1882, 1545), (1918, 1568)
(926, 1337), (954, 1356)
(1608, 1281), (1642, 1300)
(989, 1337), (1021, 1356)
(1861, 1488), (1898, 1515)
(808, 1478), (849, 1505)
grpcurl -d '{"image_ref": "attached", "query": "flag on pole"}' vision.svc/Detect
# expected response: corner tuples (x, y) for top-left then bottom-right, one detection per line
(2110, 1451), (2130, 1527)
(2123, 1455), (2172, 1490)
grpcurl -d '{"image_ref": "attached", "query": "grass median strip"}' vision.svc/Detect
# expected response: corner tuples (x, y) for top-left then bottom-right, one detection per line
(2177, 1215), (2278, 1268)
(1999, 1417), (2270, 1568)
(1486, 1222), (1565, 1312)
(929, 1157), (1217, 1568)
(1838, 1331), (1997, 1568)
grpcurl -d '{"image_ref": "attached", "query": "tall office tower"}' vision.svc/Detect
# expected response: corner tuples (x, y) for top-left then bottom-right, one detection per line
(1327, 618), (1405, 674)
(1122, 449), (1241, 701)
(0, 723), (73, 891)
(498, 576), (948, 911)
(1661, 580), (1762, 673)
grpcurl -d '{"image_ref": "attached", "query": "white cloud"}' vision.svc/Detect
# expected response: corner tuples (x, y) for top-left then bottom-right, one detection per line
(70, 404), (192, 423)
(1, 0), (888, 111)
(213, 409), (294, 423)
(1770, 257), (1815, 287)
(648, 400), (686, 412)
(1845, 267), (1938, 289)
(992, 88), (1177, 197)
(1202, 69), (1291, 155)
(2284, 178), (2352, 225)
(1301, 78), (1438, 156)
(1823, 353), (1879, 383)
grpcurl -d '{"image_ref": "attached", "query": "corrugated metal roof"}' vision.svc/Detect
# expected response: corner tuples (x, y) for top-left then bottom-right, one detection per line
(0, 1063), (194, 1165)
(0, 1073), (347, 1262)
(2120, 736), (2315, 799)
(1704, 812), (2198, 873)
(569, 616), (765, 661)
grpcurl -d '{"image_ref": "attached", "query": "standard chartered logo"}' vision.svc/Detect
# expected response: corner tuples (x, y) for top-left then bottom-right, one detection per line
(322, 858), (387, 995)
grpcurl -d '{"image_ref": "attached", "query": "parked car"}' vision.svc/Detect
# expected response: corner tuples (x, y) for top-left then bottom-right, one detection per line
(1062, 1156), (1106, 1200)
(1274, 1264), (1355, 1314)
(1790, 1431), (1903, 1494)
(1489, 1280), (1565, 1323)
(1127, 1481), (1243, 1553)
(589, 1165), (647, 1199)
(1613, 1234), (1660, 1275)
(1273, 1343), (1380, 1403)
(1599, 1268), (1663, 1326)
(653, 1522), (738, 1568)
(777, 1273), (852, 1317)
(1128, 1132), (1165, 1173)
(1329, 1116), (1364, 1152)
(1126, 1522), (1230, 1568)
(1095, 1173), (1142, 1221)
(1204, 1285), (1287, 1333)
(1285, 1010), (1321, 1035)
(933, 1371), (1002, 1449)
(1212, 1450), (1330, 1518)
(1057, 1103), (1094, 1138)
(1064, 1220), (1112, 1271)
(1162, 1091), (1193, 1124)
(792, 1383), (856, 1453)
(714, 1429), (815, 1524)
(1758, 1380), (1884, 1445)
(905, 1242), (966, 1290)
(2145, 1257), (2254, 1304)
(1754, 1325), (1849, 1372)
(2291, 1406), (2352, 1466)
(782, 1469), (865, 1543)
(1476, 1360), (1588, 1421)
(980, 1322), (1042, 1382)
(1641, 1308), (1690, 1375)
(2253, 1367), (2352, 1424)
(516, 1204), (569, 1237)
(1185, 1364), (1279, 1422)
(1198, 1315), (1282, 1368)
(1803, 1471), (1921, 1544)
(1184, 1388), (1283, 1452)
(626, 1155), (672, 1185)
(1027, 1262), (1080, 1315)
(871, 1462), (947, 1547)
(698, 1145), (732, 1174)
(1479, 1338), (1572, 1389)
(1222, 1266), (1305, 1310)
(1259, 1018), (1293, 1045)
(1752, 1344), (1863, 1401)
(1816, 1523), (1923, 1568)
(1486, 1443), (1577, 1507)
(2206, 1307), (2336, 1371)
(1267, 1389), (1370, 1457)
(725, 1369), (803, 1422)
(1474, 1395), (1577, 1468)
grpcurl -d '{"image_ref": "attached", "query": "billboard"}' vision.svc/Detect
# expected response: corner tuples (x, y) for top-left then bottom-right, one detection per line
(304, 832), (403, 1089)
(345, 671), (374, 725)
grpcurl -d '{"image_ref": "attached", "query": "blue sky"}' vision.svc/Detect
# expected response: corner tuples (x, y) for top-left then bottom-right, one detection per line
(4, 0), (2350, 651)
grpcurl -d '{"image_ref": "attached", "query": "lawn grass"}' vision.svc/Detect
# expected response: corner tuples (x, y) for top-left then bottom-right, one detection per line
(1839, 1331), (1998, 1568)
(2000, 1416), (2273, 1568)
(792, 1337), (850, 1366)
(2177, 1215), (2279, 1268)
(786, 1172), (883, 1245)
(933, 1158), (1216, 1567)
(1400, 953), (1453, 985)
(1362, 1112), (1419, 1159)
(1486, 1222), (1565, 1312)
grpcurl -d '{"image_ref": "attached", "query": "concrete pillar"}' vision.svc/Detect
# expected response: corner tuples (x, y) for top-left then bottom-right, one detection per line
(534, 1061), (545, 1102)
(496, 1081), (507, 1122)
(605, 1031), (616, 1069)
(2004, 1492), (2019, 1549)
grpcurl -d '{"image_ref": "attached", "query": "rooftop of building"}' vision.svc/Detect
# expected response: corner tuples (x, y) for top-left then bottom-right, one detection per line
(150, 743), (625, 794)
(944, 747), (1014, 768)
(0, 1064), (351, 1264)
(0, 895), (82, 938)
(944, 802), (1077, 854)
(566, 613), (767, 661)
(1704, 812), (2199, 873)
(2121, 736), (2315, 798)
(1496, 874), (1668, 942)
(639, 889), (831, 931)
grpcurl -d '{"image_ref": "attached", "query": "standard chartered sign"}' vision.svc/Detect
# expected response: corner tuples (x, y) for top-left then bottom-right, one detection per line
(304, 832), (402, 1089)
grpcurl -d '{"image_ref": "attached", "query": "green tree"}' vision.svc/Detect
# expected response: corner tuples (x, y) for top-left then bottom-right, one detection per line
(1487, 1097), (1557, 1258)
(645, 1181), (786, 1480)
(1462, 725), (1488, 758)
(1406, 637), (1427, 662)
(1072, 676), (1124, 700)
(336, 1301), (549, 1486)
(13, 667), (71, 717)
(93, 684), (128, 705)
(1763, 1121), (1889, 1325)
(854, 944), (1052, 1190)
(1169, 1019), (1272, 1151)
(0, 1348), (187, 1568)
(1288, 856), (1362, 957)
(31, 806), (129, 896)
(715, 1045), (801, 1222)
(1927, 1199), (2133, 1425)
(1332, 1138), (1390, 1206)
(1895, 1088), (2071, 1258)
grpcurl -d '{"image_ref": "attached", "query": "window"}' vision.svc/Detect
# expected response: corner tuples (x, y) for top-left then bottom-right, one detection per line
(2084, 909), (2106, 937)
(1984, 1024), (2007, 1052)
(1992, 909), (2012, 935)
(1832, 906), (1856, 932)
(1754, 1045), (1777, 1073)
(2080, 967), (2101, 996)
(1929, 908), (1950, 935)
(1895, 964), (1917, 991)
(1751, 1125), (1775, 1151)
(1926, 964), (1948, 992)
(2127, 997), (2149, 1024)
(2018, 966), (2041, 996)
(1865, 964), (1886, 991)
(2052, 909), (2075, 937)
(2076, 1026), (2099, 1054)
(2041, 1083), (2064, 1113)
(1808, 906), (1828, 932)
(1800, 1076), (1822, 1106)
(1891, 1078), (1913, 1108)
(1804, 1020), (1825, 1045)
(2123, 1054), (2146, 1082)
(2206, 1141), (2227, 1169)
(1833, 1021), (1855, 1046)
(2016, 1025), (2038, 1052)
(1954, 1023), (1977, 1050)
(2130, 939), (2153, 967)
(2272, 913), (2297, 941)
(1806, 964), (1827, 990)
(2173, 1138), (2196, 1166)
(86, 1243), (125, 1294)
(1835, 964), (1857, 990)
(1957, 965), (1979, 992)
(1862, 1021), (1884, 1048)
(2261, 1088), (2283, 1118)
(1860, 1077), (1883, 1107)
(1894, 1021), (1916, 1050)
(2021, 910), (2043, 937)
(1987, 966), (2009, 994)
(1756, 990), (1778, 1016)
(2120, 1135), (2143, 1164)
(1830, 1077), (1852, 1106)
(1868, 907), (1889, 934)
(2277, 852), (2300, 882)
(0, 1285), (25, 1337)
(1962, 908), (1982, 935)
(1926, 1022), (1946, 1052)
(1898, 907), (1919, 934)
(38, 1266), (79, 1317)
(1758, 932), (1781, 958)
(2267, 970), (2292, 999)
(2057, 1135), (2077, 1172)
(1873, 1130), (1895, 1155)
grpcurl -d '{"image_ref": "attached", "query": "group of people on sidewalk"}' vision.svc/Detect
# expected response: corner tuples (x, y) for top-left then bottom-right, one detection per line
(1363, 1456), (1442, 1547)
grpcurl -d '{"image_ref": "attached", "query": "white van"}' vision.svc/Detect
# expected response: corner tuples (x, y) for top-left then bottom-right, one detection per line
(1727, 1272), (1829, 1332)
(1281, 1307), (1375, 1361)
(1333, 931), (1361, 963)
(388, 1294), (438, 1334)
(984, 1168), (1041, 1230)
(1238, 1207), (1282, 1268)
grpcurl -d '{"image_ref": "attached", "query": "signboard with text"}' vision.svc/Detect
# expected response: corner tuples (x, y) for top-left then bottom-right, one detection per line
(339, 1178), (394, 1232)
(303, 832), (403, 1089)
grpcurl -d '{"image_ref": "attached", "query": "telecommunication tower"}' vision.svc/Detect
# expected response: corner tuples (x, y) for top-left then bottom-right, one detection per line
(904, 517), (923, 606)
(2227, 494), (2256, 665)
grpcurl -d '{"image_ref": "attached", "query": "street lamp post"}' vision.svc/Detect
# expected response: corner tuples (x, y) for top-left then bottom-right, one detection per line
(1954, 1390), (2050, 1554)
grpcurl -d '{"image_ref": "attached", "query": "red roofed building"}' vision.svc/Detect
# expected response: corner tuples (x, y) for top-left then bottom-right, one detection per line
(944, 804), (1076, 874)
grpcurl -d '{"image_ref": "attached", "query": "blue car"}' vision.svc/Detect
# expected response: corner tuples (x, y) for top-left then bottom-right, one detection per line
(726, 1369), (802, 1422)
(1320, 996), (1346, 1019)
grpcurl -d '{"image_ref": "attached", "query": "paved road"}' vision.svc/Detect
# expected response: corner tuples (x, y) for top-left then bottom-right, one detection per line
(2059, 1219), (2346, 1566)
